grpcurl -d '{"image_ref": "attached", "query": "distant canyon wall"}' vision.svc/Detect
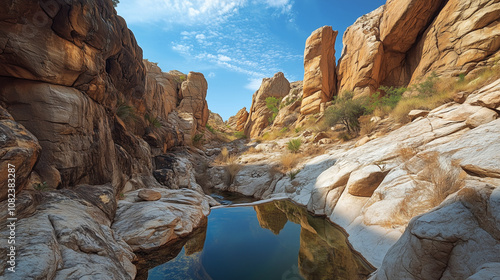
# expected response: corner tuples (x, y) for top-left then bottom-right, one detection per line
(235, 0), (500, 129)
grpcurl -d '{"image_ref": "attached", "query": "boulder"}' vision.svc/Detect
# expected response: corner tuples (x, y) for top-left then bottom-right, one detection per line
(0, 106), (41, 200)
(301, 26), (338, 115)
(112, 188), (210, 251)
(347, 165), (389, 197)
(372, 184), (500, 280)
(227, 107), (249, 132)
(244, 72), (290, 138)
(138, 189), (162, 201)
(465, 107), (498, 128)
(408, 109), (429, 121)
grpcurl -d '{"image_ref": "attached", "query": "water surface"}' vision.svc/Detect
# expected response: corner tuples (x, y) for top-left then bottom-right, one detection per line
(138, 200), (374, 280)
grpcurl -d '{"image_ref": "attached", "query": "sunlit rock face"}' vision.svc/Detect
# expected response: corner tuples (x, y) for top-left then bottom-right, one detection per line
(255, 200), (374, 280)
(337, 0), (500, 97)
(244, 72), (290, 138)
(301, 26), (337, 115)
(227, 107), (249, 132)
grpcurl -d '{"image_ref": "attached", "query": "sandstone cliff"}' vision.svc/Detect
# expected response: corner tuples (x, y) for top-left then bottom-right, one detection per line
(340, 0), (500, 97)
(0, 1), (213, 278)
(244, 72), (290, 138)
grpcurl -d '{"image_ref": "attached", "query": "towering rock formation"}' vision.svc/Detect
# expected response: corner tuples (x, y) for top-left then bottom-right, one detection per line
(301, 26), (338, 114)
(0, 0), (211, 195)
(178, 72), (210, 127)
(336, 0), (500, 97)
(244, 72), (290, 138)
(227, 107), (249, 132)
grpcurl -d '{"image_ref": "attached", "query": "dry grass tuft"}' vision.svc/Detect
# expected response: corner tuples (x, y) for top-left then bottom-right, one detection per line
(397, 146), (418, 162)
(280, 152), (303, 172)
(359, 115), (377, 136)
(244, 146), (258, 154)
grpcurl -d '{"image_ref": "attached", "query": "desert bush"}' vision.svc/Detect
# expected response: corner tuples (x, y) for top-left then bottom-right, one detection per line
(34, 181), (50, 191)
(192, 133), (204, 146)
(145, 113), (161, 128)
(266, 96), (281, 123)
(287, 169), (300, 180)
(413, 72), (438, 96)
(220, 146), (229, 161)
(287, 138), (302, 153)
(225, 154), (241, 186)
(324, 92), (367, 133)
(280, 152), (302, 171)
(234, 131), (247, 139)
(206, 124), (216, 133)
(116, 102), (136, 122)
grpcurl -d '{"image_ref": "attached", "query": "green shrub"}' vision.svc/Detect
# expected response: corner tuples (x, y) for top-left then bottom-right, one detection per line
(192, 133), (204, 145)
(324, 92), (367, 133)
(294, 127), (301, 133)
(287, 138), (302, 153)
(206, 124), (216, 133)
(287, 169), (300, 180)
(116, 102), (136, 122)
(266, 96), (281, 124)
(234, 131), (247, 139)
(280, 127), (289, 133)
(413, 72), (438, 96)
(145, 113), (161, 128)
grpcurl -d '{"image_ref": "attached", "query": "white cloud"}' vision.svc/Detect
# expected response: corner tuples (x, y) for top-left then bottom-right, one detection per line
(208, 72), (216, 78)
(218, 54), (231, 62)
(117, 0), (248, 25)
(245, 77), (264, 91)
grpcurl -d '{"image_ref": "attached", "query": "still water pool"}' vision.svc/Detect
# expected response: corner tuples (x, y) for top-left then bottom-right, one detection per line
(137, 200), (374, 280)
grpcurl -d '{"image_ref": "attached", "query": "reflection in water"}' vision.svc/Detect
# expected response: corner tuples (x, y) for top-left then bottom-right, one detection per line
(137, 200), (374, 280)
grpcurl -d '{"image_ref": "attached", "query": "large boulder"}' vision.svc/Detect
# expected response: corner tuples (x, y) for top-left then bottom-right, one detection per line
(244, 72), (290, 138)
(301, 26), (338, 115)
(112, 188), (211, 251)
(372, 184), (500, 280)
(0, 106), (41, 200)
(0, 0), (145, 109)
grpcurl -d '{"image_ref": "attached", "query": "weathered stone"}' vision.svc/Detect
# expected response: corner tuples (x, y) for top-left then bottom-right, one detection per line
(0, 185), (136, 279)
(227, 107), (249, 131)
(112, 188), (210, 251)
(347, 165), (389, 197)
(244, 72), (290, 138)
(337, 6), (385, 97)
(372, 185), (500, 280)
(138, 189), (162, 201)
(0, 106), (41, 200)
(301, 26), (337, 115)
(465, 107), (498, 128)
(178, 72), (209, 127)
(408, 109), (429, 121)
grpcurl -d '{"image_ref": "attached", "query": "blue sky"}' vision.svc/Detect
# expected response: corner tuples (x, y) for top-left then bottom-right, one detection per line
(116, 0), (385, 120)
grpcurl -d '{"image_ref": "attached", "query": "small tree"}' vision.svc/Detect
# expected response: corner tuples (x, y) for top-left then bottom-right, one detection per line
(324, 92), (367, 133)
(265, 96), (281, 123)
(112, 0), (119, 7)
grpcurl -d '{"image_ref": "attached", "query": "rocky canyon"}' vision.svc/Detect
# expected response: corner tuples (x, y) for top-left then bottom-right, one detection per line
(1, 0), (499, 279)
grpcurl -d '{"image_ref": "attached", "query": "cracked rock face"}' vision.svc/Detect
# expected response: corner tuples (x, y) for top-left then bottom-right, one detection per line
(0, 184), (136, 279)
(372, 184), (500, 280)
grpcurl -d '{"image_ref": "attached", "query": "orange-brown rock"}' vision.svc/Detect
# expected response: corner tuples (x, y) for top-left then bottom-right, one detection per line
(178, 72), (209, 127)
(337, 0), (500, 97)
(0, 106), (41, 200)
(407, 0), (500, 83)
(301, 26), (338, 115)
(227, 108), (249, 132)
(244, 72), (290, 138)
(337, 6), (385, 97)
